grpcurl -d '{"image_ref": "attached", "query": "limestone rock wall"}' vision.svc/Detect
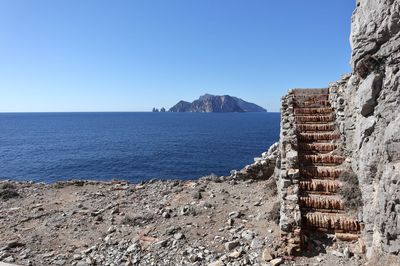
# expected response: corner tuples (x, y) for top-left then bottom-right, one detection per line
(333, 0), (400, 256)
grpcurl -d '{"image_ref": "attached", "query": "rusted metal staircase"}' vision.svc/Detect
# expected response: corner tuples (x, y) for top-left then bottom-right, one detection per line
(292, 89), (360, 242)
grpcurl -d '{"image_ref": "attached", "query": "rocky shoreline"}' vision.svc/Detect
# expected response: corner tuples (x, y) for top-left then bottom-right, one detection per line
(1, 173), (370, 266)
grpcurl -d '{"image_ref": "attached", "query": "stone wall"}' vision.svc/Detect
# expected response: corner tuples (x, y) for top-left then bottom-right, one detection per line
(275, 91), (301, 255)
(228, 142), (279, 181)
(332, 0), (400, 257)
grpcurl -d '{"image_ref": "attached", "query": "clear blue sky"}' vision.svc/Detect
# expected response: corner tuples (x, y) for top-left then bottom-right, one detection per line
(0, 0), (355, 112)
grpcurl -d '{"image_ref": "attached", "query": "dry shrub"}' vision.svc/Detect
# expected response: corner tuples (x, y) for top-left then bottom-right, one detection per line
(270, 201), (280, 224)
(0, 183), (16, 190)
(53, 182), (66, 189)
(121, 214), (154, 226)
(338, 170), (363, 211)
(264, 178), (278, 197)
(0, 183), (19, 201)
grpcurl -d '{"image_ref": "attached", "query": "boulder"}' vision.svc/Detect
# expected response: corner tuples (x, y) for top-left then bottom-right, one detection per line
(261, 247), (274, 262)
(270, 257), (283, 266)
(224, 241), (239, 251)
(356, 73), (382, 117)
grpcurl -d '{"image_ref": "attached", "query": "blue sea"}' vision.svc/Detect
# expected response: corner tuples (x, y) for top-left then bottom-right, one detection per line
(0, 112), (280, 183)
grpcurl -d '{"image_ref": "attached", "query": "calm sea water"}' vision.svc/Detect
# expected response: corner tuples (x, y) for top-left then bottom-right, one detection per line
(0, 112), (280, 183)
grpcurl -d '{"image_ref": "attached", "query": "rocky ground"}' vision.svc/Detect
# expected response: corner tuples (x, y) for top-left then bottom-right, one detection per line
(0, 177), (369, 266)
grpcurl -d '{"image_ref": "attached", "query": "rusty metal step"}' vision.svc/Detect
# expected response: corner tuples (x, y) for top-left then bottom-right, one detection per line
(298, 132), (340, 142)
(297, 123), (336, 132)
(292, 88), (329, 95)
(335, 232), (360, 241)
(294, 94), (329, 102)
(299, 179), (341, 194)
(302, 212), (361, 233)
(299, 195), (344, 210)
(298, 143), (337, 153)
(299, 155), (345, 165)
(301, 100), (331, 108)
(294, 108), (333, 115)
(293, 93), (329, 98)
(293, 89), (361, 241)
(295, 115), (334, 123)
(300, 167), (342, 179)
(294, 97), (330, 108)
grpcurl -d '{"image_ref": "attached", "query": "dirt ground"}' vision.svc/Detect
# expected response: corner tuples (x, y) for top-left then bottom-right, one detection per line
(0, 178), (370, 266)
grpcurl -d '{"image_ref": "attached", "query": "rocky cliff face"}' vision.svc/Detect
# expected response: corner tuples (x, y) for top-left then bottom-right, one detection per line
(273, 0), (400, 260)
(169, 94), (267, 113)
(331, 0), (400, 258)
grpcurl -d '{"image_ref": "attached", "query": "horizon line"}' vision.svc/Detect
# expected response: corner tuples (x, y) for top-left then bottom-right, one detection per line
(0, 111), (280, 114)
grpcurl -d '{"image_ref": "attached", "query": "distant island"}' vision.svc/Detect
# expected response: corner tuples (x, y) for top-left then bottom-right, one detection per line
(166, 94), (267, 113)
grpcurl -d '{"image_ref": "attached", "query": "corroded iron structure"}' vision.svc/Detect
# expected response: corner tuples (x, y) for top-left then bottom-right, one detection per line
(278, 88), (360, 254)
